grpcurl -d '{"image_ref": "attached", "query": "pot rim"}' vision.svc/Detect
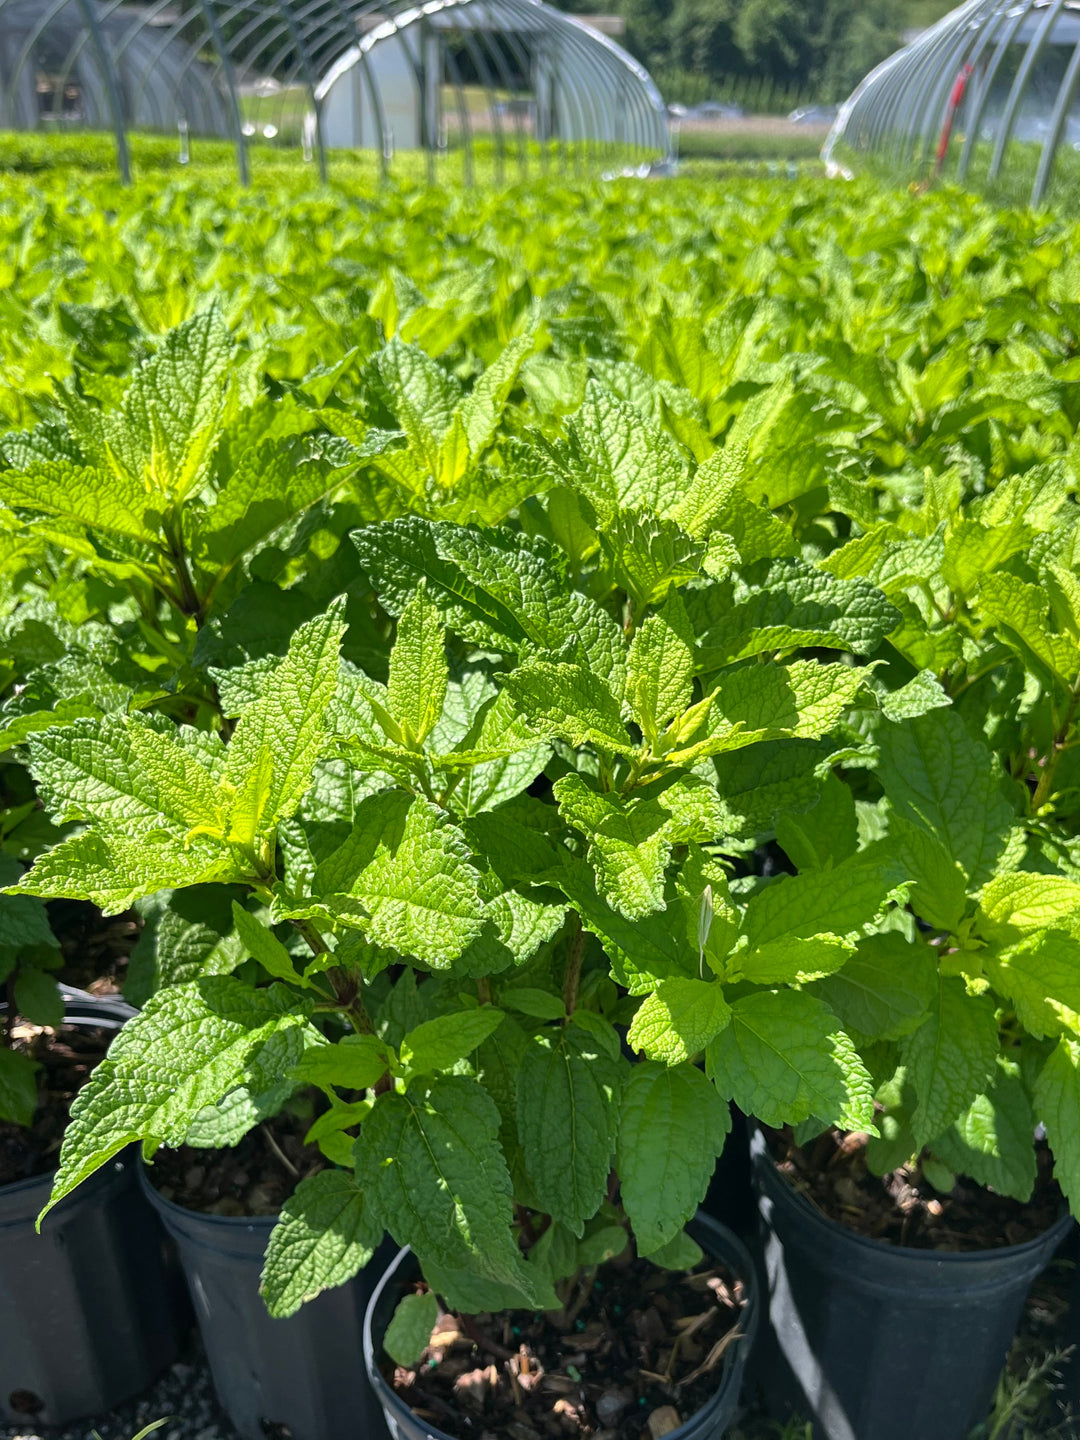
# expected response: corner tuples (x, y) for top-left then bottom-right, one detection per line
(363, 1210), (759, 1440)
(751, 1124), (1075, 1263)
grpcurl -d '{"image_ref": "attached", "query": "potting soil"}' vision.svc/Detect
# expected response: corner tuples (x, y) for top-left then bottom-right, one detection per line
(386, 1247), (747, 1439)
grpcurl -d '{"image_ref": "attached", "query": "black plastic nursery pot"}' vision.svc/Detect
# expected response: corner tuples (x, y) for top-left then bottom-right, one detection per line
(364, 1211), (760, 1440)
(750, 1127), (1074, 1440)
(141, 1166), (393, 1440)
(0, 989), (180, 1427)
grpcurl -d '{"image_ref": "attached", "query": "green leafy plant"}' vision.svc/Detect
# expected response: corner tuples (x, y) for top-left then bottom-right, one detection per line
(3, 437), (917, 1327)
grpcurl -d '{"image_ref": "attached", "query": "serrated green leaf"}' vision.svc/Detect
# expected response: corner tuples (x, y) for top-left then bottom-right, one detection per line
(985, 929), (1080, 1040)
(457, 333), (534, 458)
(517, 1025), (621, 1237)
(224, 600), (346, 829)
(354, 1076), (534, 1306)
(619, 1061), (729, 1255)
(977, 873), (1080, 939)
(376, 338), (460, 471)
(729, 933), (855, 986)
(628, 979), (731, 1064)
(314, 794), (485, 968)
(810, 932), (938, 1041)
(0, 1047), (38, 1128)
(231, 904), (305, 987)
(1035, 1038), (1080, 1209)
(387, 583), (448, 749)
(695, 561), (899, 667)
(742, 848), (908, 947)
(260, 1170), (381, 1319)
(553, 774), (721, 922)
(11, 828), (242, 916)
(289, 1036), (389, 1090)
(558, 382), (690, 522)
(29, 715), (221, 840)
(384, 1291), (439, 1367)
(43, 978), (307, 1220)
(901, 977), (999, 1148)
(111, 306), (233, 500)
(626, 595), (694, 743)
(876, 671), (952, 723)
(0, 460), (158, 545)
(933, 1061), (1036, 1203)
(399, 1008), (505, 1077)
(706, 990), (875, 1131)
(670, 660), (864, 765)
(877, 710), (1020, 887)
(502, 661), (633, 755)
(979, 572), (1078, 687)
(598, 508), (704, 611)
(127, 886), (244, 1004)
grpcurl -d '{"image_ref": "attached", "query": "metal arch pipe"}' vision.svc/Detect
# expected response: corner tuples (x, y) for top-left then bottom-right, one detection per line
(194, 0), (249, 181)
(944, 1), (1015, 175)
(124, 3), (228, 139)
(987, 0), (1067, 181)
(3, 0), (80, 130)
(958, 0), (1035, 181)
(1032, 18), (1080, 200)
(909, 5), (993, 166)
(320, 0), (394, 180)
(275, 0), (329, 178)
(73, 0), (131, 179)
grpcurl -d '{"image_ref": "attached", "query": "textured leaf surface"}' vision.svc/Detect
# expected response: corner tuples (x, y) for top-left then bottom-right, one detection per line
(1035, 1038), (1080, 1209)
(387, 584), (448, 748)
(29, 716), (219, 838)
(985, 930), (1080, 1039)
(260, 1170), (381, 1318)
(354, 1076), (533, 1304)
(318, 794), (485, 967)
(810, 932), (937, 1041)
(934, 1063), (1036, 1203)
(618, 1061), (729, 1255)
(742, 849), (907, 947)
(45, 978), (305, 1217)
(400, 1008), (505, 1076)
(901, 977), (999, 1147)
(384, 1292), (438, 1367)
(706, 990), (875, 1131)
(877, 711), (1019, 886)
(626, 595), (694, 741)
(697, 562), (898, 665)
(224, 600), (346, 829)
(627, 979), (731, 1064)
(503, 662), (632, 755)
(517, 1026), (621, 1237)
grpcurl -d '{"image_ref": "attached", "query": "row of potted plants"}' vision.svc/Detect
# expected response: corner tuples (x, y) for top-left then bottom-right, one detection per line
(0, 310), (1077, 1440)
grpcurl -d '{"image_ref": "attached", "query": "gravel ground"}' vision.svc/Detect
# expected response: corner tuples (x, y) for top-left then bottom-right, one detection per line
(0, 1341), (241, 1440)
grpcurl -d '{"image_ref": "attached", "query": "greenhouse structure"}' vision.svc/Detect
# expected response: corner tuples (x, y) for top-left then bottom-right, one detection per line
(0, 0), (670, 181)
(827, 0), (1080, 205)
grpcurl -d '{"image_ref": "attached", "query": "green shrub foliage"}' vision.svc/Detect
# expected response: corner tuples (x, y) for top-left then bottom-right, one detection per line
(0, 169), (1077, 1324)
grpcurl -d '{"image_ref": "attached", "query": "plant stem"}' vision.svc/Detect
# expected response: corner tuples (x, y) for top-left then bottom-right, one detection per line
(291, 917), (375, 1034)
(562, 913), (585, 1016)
(1032, 685), (1080, 812)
